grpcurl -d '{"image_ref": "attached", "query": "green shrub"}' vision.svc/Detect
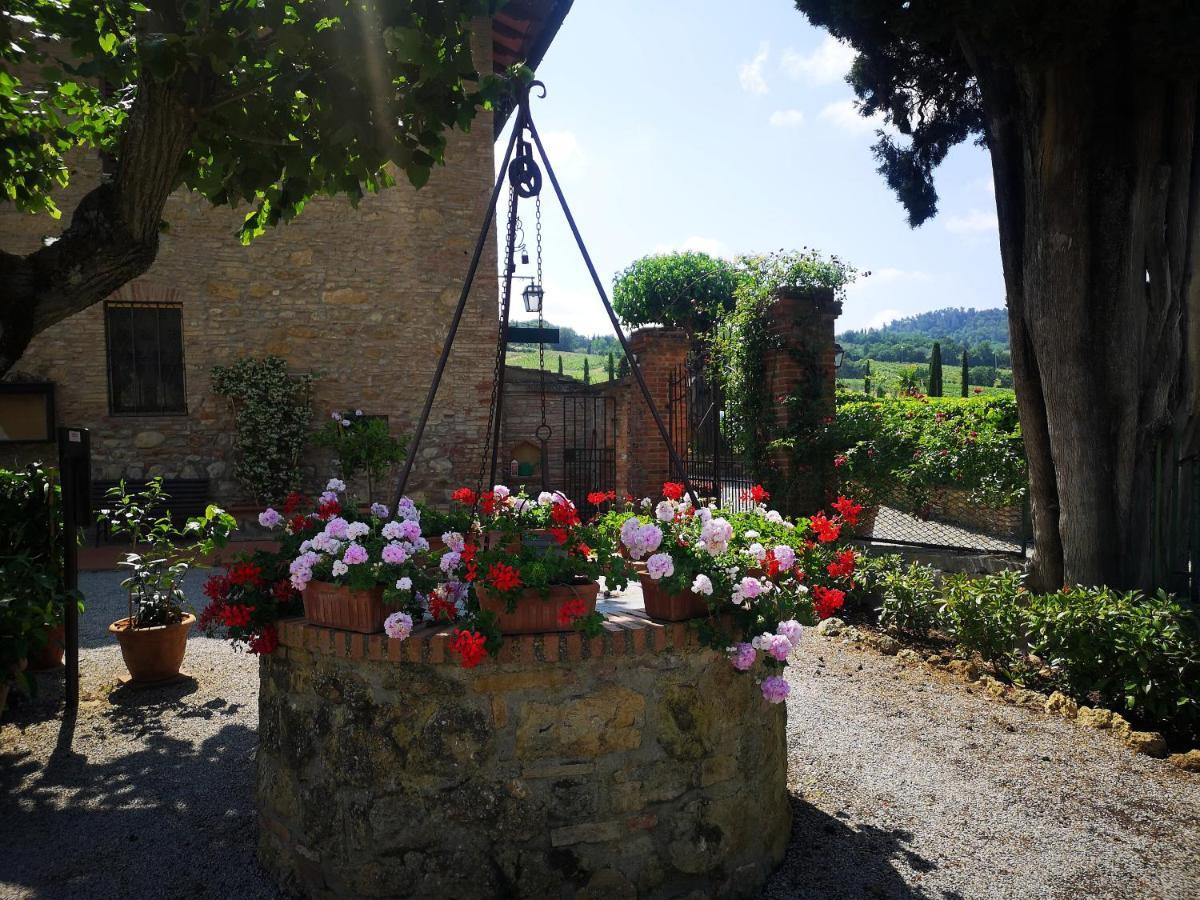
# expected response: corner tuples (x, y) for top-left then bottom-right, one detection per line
(873, 558), (1200, 741)
(1022, 587), (1199, 736)
(877, 561), (942, 635)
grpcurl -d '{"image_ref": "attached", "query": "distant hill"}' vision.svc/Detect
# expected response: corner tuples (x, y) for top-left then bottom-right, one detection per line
(838, 307), (1010, 367)
(508, 320), (620, 356)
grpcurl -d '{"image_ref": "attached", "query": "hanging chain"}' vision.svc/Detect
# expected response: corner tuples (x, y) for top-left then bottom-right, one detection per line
(536, 194), (548, 431)
(478, 180), (518, 494)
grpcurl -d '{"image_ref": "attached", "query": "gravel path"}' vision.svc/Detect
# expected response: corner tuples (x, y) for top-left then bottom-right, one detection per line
(2, 572), (1197, 900)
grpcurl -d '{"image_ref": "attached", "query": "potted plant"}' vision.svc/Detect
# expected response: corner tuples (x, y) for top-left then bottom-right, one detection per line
(280, 480), (437, 633)
(445, 486), (632, 637)
(98, 479), (235, 683)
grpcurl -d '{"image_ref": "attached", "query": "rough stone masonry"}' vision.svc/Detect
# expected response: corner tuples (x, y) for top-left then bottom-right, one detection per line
(257, 618), (791, 899)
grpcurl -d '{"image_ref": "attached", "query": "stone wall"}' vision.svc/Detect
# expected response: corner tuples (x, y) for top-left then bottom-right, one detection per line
(0, 28), (499, 507)
(258, 618), (791, 899)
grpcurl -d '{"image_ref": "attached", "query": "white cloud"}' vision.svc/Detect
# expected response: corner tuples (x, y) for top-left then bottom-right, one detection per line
(781, 36), (856, 84)
(768, 109), (805, 128)
(818, 99), (891, 135)
(868, 308), (904, 329)
(651, 236), (727, 257)
(536, 130), (584, 175)
(738, 42), (770, 95)
(944, 209), (998, 235)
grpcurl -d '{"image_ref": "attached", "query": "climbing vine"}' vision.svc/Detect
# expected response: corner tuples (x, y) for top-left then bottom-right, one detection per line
(211, 357), (314, 504)
(709, 250), (860, 508)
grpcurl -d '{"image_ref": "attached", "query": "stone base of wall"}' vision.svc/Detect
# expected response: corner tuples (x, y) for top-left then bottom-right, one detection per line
(257, 618), (791, 899)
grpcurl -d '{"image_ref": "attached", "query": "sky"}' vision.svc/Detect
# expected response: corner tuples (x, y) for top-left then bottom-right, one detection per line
(494, 0), (1004, 337)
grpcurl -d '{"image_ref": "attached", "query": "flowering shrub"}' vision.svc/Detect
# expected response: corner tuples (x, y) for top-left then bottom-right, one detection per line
(599, 483), (866, 704)
(313, 410), (407, 503)
(830, 394), (1025, 511)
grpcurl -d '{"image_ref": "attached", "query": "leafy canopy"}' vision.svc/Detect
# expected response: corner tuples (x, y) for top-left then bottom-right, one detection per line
(1, 0), (507, 240)
(611, 251), (740, 333)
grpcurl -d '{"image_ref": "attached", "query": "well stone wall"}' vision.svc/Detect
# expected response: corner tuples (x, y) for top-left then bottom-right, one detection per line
(257, 617), (791, 899)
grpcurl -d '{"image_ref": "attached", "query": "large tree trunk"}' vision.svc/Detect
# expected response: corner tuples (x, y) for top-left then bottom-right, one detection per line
(0, 70), (195, 374)
(967, 38), (1199, 591)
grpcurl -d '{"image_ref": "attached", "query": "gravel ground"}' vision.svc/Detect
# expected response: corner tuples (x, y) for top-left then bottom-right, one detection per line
(2, 572), (1197, 900)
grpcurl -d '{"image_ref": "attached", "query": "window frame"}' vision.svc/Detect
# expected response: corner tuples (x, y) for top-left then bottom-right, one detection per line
(103, 301), (189, 417)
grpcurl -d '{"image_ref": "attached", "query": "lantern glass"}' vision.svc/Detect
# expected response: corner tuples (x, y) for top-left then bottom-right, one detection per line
(833, 343), (845, 369)
(522, 283), (544, 313)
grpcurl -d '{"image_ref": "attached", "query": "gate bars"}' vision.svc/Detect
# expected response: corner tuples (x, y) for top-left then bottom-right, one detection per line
(392, 80), (698, 508)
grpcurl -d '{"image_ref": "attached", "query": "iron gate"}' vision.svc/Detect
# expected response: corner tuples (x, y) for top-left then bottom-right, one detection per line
(666, 362), (757, 513)
(561, 393), (616, 519)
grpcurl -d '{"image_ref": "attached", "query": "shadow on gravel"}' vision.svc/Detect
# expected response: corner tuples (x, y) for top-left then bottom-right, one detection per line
(0, 679), (268, 899)
(765, 793), (943, 900)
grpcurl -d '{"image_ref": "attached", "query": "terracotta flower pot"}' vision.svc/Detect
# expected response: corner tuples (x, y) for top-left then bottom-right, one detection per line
(29, 624), (65, 671)
(638, 575), (708, 622)
(110, 614), (194, 683)
(475, 580), (599, 634)
(303, 581), (387, 633)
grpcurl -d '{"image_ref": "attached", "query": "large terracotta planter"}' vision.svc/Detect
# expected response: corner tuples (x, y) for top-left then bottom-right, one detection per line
(303, 581), (386, 633)
(639, 575), (708, 621)
(110, 614), (194, 683)
(29, 624), (65, 671)
(476, 580), (599, 634)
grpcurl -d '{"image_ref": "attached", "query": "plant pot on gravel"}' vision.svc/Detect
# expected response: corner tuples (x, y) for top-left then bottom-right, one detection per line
(110, 615), (195, 683)
(29, 624), (65, 671)
(96, 478), (235, 683)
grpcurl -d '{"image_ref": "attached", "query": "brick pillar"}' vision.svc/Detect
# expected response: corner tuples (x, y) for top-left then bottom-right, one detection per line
(626, 328), (690, 500)
(762, 287), (842, 517)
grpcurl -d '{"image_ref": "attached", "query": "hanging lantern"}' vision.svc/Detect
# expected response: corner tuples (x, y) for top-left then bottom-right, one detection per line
(523, 282), (544, 313)
(833, 342), (845, 369)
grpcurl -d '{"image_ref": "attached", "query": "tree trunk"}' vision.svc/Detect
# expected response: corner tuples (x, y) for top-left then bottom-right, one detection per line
(0, 72), (195, 374)
(967, 38), (1199, 591)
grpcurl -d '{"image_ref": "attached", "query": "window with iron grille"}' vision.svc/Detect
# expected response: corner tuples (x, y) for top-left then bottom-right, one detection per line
(104, 302), (187, 415)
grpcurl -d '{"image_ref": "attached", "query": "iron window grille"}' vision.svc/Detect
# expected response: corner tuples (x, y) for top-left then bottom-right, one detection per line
(104, 302), (187, 415)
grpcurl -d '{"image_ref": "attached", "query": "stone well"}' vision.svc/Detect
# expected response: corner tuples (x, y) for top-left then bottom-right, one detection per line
(257, 613), (791, 899)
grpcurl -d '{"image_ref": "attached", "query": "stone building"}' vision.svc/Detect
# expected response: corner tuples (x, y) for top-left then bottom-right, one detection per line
(0, 4), (573, 508)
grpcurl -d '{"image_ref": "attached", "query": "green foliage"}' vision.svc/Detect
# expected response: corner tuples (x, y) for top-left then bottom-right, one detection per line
(582, 357), (590, 384)
(875, 561), (1200, 741)
(97, 478), (235, 628)
(507, 349), (611, 383)
(617, 354), (630, 378)
(831, 394), (1025, 510)
(211, 357), (313, 504)
(611, 252), (740, 332)
(928, 342), (943, 396)
(961, 349), (969, 397)
(313, 410), (407, 501)
(839, 307), (1009, 365)
(0, 464), (81, 693)
(1, 0), (508, 236)
(557, 355), (563, 375)
(606, 351), (616, 381)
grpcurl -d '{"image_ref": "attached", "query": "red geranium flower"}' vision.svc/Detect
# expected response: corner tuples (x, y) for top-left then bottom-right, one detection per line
(549, 527), (569, 545)
(740, 484), (770, 504)
(809, 512), (841, 543)
(461, 543), (477, 562)
(271, 579), (295, 603)
(428, 590), (458, 622)
(587, 490), (612, 505)
(203, 573), (231, 602)
(826, 548), (856, 579)
(318, 498), (341, 520)
(764, 551), (782, 578)
(228, 562), (263, 587)
(288, 514), (310, 534)
(557, 597), (588, 625)
(550, 500), (580, 527)
(451, 487), (476, 506)
(831, 495), (863, 526)
(221, 604), (254, 627)
(833, 454), (847, 468)
(449, 629), (488, 668)
(281, 492), (306, 516)
(662, 482), (685, 501)
(487, 563), (522, 593)
(249, 626), (279, 655)
(479, 490), (497, 515)
(812, 585), (846, 620)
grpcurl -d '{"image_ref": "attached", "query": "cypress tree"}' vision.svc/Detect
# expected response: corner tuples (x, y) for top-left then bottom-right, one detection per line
(960, 348), (969, 397)
(863, 359), (872, 396)
(617, 355), (630, 378)
(557, 355), (564, 376)
(606, 351), (616, 381)
(583, 357), (591, 384)
(928, 342), (943, 396)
